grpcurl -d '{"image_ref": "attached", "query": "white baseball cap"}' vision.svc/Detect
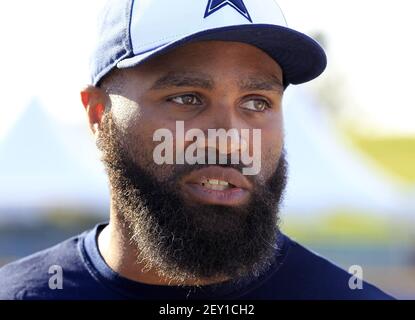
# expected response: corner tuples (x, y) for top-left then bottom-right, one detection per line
(90, 0), (327, 87)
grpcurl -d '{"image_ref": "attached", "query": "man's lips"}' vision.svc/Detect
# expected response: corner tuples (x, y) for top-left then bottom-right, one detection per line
(182, 166), (252, 206)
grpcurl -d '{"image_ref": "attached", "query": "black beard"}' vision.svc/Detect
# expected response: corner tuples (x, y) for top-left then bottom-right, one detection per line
(98, 113), (288, 285)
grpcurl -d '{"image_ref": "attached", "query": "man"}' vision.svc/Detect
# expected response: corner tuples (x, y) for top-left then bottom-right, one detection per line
(0, 0), (393, 300)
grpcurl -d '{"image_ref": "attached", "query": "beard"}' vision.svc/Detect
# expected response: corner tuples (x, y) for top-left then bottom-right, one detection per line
(97, 113), (288, 285)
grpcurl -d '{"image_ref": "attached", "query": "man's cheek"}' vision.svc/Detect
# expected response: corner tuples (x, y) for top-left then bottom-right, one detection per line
(110, 97), (143, 131)
(258, 147), (282, 182)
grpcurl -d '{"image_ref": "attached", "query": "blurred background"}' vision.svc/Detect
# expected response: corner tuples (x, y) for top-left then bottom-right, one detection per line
(0, 0), (414, 299)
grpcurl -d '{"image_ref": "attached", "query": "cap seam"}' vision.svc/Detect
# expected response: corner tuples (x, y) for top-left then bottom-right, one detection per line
(126, 0), (135, 56)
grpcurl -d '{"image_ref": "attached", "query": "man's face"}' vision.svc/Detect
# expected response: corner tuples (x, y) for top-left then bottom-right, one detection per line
(98, 41), (287, 284)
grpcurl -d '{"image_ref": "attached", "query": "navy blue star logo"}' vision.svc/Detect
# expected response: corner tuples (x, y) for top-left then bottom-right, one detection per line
(204, 0), (252, 23)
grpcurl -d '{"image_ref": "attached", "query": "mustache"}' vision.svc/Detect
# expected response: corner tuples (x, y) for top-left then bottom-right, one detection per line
(158, 161), (254, 184)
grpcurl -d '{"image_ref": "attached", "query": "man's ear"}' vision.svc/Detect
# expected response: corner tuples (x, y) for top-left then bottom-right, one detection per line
(80, 86), (108, 136)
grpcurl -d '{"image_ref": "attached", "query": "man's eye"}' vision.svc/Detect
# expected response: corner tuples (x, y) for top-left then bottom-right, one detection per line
(168, 94), (202, 105)
(240, 99), (271, 112)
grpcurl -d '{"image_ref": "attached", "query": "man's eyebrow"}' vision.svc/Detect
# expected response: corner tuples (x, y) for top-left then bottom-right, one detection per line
(150, 72), (214, 90)
(238, 75), (284, 93)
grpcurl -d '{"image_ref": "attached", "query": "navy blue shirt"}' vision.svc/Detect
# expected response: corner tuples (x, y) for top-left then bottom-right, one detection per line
(0, 223), (394, 300)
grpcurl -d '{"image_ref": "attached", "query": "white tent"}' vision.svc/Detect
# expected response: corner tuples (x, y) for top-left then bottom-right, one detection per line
(0, 100), (109, 216)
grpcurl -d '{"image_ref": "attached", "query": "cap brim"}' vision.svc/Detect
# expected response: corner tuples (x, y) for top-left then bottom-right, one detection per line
(117, 24), (327, 86)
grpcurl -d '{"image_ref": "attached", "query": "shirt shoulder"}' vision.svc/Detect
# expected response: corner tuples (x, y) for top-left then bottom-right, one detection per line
(0, 232), (97, 300)
(248, 236), (395, 300)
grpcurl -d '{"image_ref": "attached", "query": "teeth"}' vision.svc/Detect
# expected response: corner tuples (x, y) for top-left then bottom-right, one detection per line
(208, 184), (228, 191)
(201, 179), (231, 190)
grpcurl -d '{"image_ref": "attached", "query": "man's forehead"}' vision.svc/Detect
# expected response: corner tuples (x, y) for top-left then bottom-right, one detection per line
(132, 41), (282, 71)
(118, 41), (284, 87)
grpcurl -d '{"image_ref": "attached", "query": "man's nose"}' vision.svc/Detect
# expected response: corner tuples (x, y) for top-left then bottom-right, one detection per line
(200, 108), (248, 155)
(201, 128), (247, 155)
